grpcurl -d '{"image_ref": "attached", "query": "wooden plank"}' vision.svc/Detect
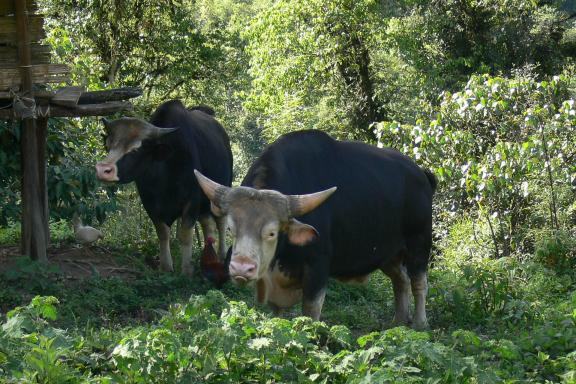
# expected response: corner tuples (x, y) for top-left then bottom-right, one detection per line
(0, 15), (44, 43)
(0, 64), (69, 89)
(0, 43), (51, 67)
(0, 0), (36, 16)
(51, 86), (85, 107)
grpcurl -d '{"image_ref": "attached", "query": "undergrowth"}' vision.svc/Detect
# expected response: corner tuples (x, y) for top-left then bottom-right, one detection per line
(0, 216), (575, 382)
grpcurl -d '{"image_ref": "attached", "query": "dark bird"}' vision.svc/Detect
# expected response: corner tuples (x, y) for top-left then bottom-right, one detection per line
(200, 236), (230, 288)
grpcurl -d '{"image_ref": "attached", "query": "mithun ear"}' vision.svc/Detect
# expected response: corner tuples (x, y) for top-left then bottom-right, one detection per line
(286, 218), (319, 246)
(210, 202), (224, 217)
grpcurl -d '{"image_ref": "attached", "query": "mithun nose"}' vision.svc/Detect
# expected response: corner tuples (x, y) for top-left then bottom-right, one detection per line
(95, 162), (119, 182)
(229, 256), (257, 282)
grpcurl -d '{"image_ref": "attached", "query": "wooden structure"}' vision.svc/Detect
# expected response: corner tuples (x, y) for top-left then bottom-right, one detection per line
(0, 0), (141, 262)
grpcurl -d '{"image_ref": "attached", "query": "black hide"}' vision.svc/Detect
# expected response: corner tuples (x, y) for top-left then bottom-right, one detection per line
(115, 100), (233, 226)
(242, 130), (436, 301)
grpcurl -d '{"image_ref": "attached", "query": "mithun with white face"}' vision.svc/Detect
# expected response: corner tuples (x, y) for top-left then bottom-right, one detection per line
(194, 170), (336, 287)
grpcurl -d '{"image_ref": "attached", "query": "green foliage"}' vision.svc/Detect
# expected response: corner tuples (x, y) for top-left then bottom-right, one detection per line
(46, 118), (119, 224)
(244, 0), (388, 141)
(0, 225), (575, 382)
(0, 296), (77, 383)
(0, 117), (118, 226)
(430, 214), (575, 332)
(534, 229), (576, 271)
(0, 276), (574, 383)
(376, 72), (576, 257)
(385, 0), (576, 93)
(0, 222), (20, 245)
(0, 122), (21, 224)
(244, 0), (575, 141)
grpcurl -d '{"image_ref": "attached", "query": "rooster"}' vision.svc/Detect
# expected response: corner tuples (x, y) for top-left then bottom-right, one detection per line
(200, 236), (230, 288)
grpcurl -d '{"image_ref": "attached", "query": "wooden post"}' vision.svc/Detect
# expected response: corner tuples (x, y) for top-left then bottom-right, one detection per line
(37, 116), (49, 247)
(16, 0), (47, 262)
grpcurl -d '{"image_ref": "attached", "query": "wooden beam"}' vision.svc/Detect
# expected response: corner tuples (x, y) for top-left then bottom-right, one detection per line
(0, 87), (143, 102)
(0, 101), (134, 118)
(78, 87), (142, 104)
(0, 89), (56, 100)
(49, 101), (134, 117)
(16, 0), (47, 262)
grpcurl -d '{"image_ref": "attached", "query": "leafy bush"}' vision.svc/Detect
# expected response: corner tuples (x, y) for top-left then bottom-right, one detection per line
(0, 118), (118, 227)
(1, 286), (575, 383)
(376, 72), (576, 257)
(534, 229), (576, 271)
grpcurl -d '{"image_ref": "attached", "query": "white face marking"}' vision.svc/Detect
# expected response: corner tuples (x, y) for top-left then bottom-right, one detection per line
(226, 211), (282, 280)
(102, 147), (125, 166)
(258, 221), (280, 277)
(225, 216), (236, 237)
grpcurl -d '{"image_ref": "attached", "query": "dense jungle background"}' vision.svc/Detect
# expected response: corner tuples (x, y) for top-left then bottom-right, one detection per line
(0, 0), (576, 382)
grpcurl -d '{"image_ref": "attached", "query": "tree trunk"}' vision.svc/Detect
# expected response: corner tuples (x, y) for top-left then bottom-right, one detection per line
(335, 34), (383, 141)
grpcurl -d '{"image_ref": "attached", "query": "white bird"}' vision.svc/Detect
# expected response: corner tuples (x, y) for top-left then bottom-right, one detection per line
(72, 213), (104, 245)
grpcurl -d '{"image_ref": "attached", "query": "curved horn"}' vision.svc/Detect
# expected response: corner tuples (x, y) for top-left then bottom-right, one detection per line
(194, 170), (230, 207)
(141, 120), (178, 138)
(288, 187), (337, 217)
(101, 117), (112, 133)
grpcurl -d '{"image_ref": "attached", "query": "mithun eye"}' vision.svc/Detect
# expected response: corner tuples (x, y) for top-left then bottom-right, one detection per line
(267, 231), (277, 239)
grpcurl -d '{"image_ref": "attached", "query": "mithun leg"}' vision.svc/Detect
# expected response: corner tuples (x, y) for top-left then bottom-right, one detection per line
(177, 218), (195, 276)
(153, 220), (173, 272)
(405, 233), (432, 330)
(410, 272), (429, 330)
(382, 262), (412, 326)
(302, 288), (326, 321)
(199, 215), (218, 243)
(215, 215), (227, 260)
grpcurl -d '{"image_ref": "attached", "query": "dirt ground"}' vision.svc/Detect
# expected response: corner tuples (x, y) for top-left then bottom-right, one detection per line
(0, 244), (142, 280)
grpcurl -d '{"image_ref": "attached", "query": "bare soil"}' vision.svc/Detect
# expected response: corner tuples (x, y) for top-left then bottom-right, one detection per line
(0, 244), (142, 280)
